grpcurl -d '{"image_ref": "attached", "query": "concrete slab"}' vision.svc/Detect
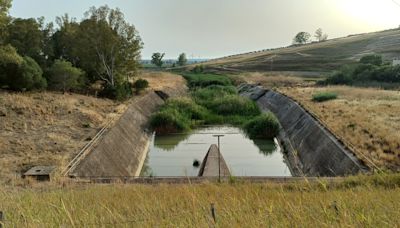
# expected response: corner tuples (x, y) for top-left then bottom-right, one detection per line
(198, 144), (230, 177)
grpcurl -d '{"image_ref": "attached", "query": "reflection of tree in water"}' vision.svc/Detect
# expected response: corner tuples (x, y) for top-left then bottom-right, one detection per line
(153, 133), (190, 151)
(252, 139), (276, 157)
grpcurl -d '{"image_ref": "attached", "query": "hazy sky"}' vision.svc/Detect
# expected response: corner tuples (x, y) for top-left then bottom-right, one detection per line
(10, 0), (400, 59)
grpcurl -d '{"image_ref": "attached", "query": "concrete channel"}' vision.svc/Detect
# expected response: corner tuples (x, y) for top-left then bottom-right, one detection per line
(239, 84), (369, 177)
(67, 86), (187, 178)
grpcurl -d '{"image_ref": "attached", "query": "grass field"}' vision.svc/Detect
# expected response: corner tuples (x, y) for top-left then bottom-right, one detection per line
(1, 174), (400, 227)
(203, 28), (400, 72)
(280, 86), (400, 171)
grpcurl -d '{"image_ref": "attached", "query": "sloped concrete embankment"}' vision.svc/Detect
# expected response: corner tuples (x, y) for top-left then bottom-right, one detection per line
(239, 84), (368, 177)
(70, 87), (187, 178)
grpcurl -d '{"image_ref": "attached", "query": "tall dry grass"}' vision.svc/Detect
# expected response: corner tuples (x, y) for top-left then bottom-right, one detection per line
(0, 91), (124, 182)
(1, 174), (400, 227)
(280, 86), (400, 171)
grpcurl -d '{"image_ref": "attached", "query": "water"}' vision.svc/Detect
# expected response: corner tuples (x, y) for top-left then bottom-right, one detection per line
(141, 126), (292, 177)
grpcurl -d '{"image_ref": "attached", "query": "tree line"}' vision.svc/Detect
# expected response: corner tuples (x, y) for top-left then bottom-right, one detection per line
(0, 1), (144, 100)
(293, 28), (328, 45)
(151, 52), (187, 68)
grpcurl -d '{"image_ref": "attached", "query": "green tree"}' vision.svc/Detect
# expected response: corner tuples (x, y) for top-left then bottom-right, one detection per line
(314, 28), (328, 42)
(0, 0), (11, 42)
(151, 52), (165, 67)
(6, 18), (44, 64)
(7, 56), (46, 91)
(74, 6), (143, 87)
(0, 44), (23, 85)
(52, 14), (80, 65)
(48, 60), (85, 92)
(177, 53), (187, 66)
(293, 32), (311, 45)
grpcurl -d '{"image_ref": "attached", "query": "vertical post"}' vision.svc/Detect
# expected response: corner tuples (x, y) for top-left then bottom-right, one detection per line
(0, 211), (4, 228)
(218, 136), (221, 182)
(210, 203), (216, 223)
(213, 135), (224, 183)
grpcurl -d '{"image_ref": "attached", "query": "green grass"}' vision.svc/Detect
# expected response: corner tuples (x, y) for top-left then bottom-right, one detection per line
(149, 98), (208, 134)
(1, 174), (400, 227)
(182, 73), (232, 88)
(244, 112), (280, 139)
(312, 92), (338, 102)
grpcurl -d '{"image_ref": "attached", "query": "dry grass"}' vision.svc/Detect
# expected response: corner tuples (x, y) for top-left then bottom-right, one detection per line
(0, 91), (125, 182)
(140, 71), (187, 91)
(280, 86), (400, 171)
(204, 29), (400, 72)
(1, 174), (400, 227)
(231, 72), (309, 88)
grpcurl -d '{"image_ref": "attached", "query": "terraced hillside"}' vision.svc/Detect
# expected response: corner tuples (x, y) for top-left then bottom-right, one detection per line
(205, 28), (400, 72)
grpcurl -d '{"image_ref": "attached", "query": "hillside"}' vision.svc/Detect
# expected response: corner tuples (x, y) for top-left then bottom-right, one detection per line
(0, 91), (125, 182)
(0, 72), (186, 183)
(204, 29), (400, 72)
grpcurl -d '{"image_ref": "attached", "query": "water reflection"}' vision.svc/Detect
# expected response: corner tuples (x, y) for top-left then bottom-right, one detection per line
(153, 133), (190, 151)
(141, 126), (291, 177)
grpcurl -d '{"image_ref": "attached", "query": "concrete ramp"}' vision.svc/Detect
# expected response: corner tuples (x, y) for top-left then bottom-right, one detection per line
(198, 144), (230, 177)
(69, 87), (187, 178)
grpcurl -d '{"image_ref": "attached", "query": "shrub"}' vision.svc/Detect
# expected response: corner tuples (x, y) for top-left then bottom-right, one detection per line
(208, 95), (261, 117)
(244, 112), (280, 139)
(100, 81), (132, 101)
(192, 65), (204, 73)
(312, 92), (338, 102)
(360, 55), (383, 66)
(163, 98), (209, 120)
(0, 45), (23, 87)
(48, 60), (85, 92)
(150, 109), (191, 134)
(192, 85), (237, 106)
(133, 78), (149, 94)
(183, 73), (232, 88)
(8, 56), (46, 91)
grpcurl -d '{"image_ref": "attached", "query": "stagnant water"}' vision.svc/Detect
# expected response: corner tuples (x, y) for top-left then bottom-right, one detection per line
(141, 126), (292, 177)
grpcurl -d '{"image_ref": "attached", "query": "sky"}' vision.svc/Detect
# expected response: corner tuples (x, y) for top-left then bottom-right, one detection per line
(9, 0), (400, 59)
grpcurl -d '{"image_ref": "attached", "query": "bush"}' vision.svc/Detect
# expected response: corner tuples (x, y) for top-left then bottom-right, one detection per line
(133, 78), (149, 94)
(163, 98), (209, 120)
(183, 73), (232, 88)
(360, 55), (383, 66)
(208, 95), (261, 117)
(244, 112), (280, 139)
(192, 65), (204, 73)
(312, 92), (338, 102)
(322, 54), (400, 87)
(0, 45), (23, 86)
(100, 81), (132, 101)
(150, 109), (191, 134)
(8, 56), (46, 91)
(192, 85), (237, 106)
(48, 60), (85, 92)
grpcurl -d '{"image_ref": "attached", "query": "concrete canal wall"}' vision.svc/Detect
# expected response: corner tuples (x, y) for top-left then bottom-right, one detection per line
(239, 84), (368, 177)
(70, 87), (187, 178)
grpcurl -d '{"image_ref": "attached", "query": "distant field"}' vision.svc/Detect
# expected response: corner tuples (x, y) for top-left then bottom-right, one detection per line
(204, 29), (400, 72)
(1, 174), (400, 227)
(280, 86), (400, 171)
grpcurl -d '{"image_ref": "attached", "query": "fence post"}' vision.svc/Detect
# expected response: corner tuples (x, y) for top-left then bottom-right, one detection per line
(0, 211), (4, 228)
(210, 203), (216, 223)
